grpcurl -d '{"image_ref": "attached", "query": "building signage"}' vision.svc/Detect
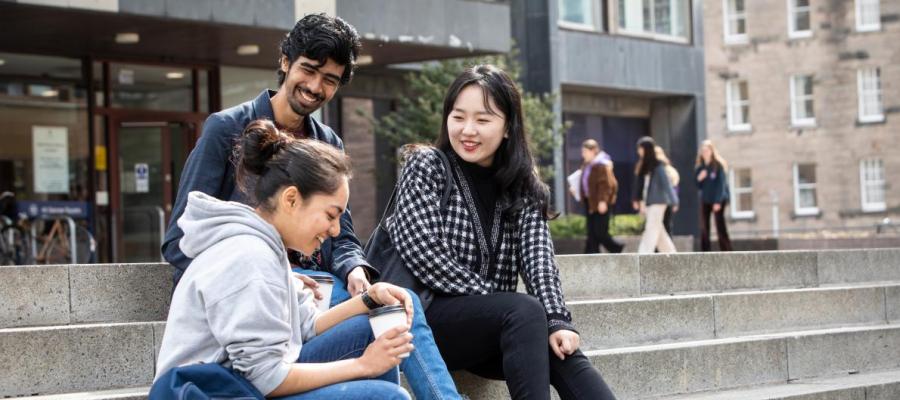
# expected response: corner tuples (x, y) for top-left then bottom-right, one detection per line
(135, 163), (150, 193)
(17, 201), (89, 219)
(32, 126), (69, 194)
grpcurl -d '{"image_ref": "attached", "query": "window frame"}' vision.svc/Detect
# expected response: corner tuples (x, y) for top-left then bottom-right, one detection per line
(730, 168), (755, 219)
(790, 74), (816, 127)
(787, 0), (813, 39)
(855, 0), (881, 32)
(857, 67), (884, 124)
(558, 0), (598, 31)
(723, 0), (748, 44)
(614, 0), (692, 44)
(793, 163), (819, 216)
(860, 159), (887, 212)
(726, 79), (752, 132)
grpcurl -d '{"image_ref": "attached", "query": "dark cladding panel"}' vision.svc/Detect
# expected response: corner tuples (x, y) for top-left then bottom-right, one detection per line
(164, 0), (212, 22)
(119, 0), (165, 16)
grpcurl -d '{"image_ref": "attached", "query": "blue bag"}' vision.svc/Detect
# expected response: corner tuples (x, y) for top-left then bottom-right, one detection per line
(149, 363), (264, 400)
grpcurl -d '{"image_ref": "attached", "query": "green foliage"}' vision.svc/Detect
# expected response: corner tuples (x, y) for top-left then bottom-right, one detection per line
(610, 214), (645, 236)
(548, 213), (646, 239)
(365, 48), (565, 181)
(548, 214), (586, 239)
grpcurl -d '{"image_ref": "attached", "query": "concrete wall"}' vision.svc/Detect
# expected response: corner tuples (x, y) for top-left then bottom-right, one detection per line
(336, 0), (511, 54)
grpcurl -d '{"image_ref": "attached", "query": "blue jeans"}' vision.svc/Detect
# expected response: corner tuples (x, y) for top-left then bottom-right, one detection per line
(273, 379), (409, 400)
(292, 269), (461, 400)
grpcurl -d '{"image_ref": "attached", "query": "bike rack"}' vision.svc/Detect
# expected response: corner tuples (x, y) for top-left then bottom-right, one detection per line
(29, 216), (78, 264)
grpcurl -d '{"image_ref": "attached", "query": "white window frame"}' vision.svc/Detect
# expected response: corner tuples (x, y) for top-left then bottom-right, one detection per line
(614, 0), (692, 44)
(856, 0), (881, 32)
(860, 159), (886, 212)
(558, 0), (597, 31)
(723, 0), (748, 44)
(726, 79), (752, 132)
(793, 163), (819, 216)
(730, 168), (755, 219)
(790, 74), (816, 127)
(787, 0), (813, 39)
(857, 67), (884, 123)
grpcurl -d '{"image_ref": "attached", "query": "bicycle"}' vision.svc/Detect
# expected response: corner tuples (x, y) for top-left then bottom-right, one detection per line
(0, 191), (33, 266)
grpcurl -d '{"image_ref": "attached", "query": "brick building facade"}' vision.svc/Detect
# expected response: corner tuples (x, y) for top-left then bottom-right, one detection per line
(703, 0), (898, 237)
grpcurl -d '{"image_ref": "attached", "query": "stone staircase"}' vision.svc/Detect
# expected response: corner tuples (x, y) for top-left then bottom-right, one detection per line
(2, 249), (899, 399)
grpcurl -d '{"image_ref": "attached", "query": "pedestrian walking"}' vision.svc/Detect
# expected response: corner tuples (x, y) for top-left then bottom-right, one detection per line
(580, 139), (624, 254)
(696, 139), (733, 251)
(632, 136), (678, 254)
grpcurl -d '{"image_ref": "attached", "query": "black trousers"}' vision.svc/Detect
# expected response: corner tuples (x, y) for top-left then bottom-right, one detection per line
(584, 211), (624, 254)
(425, 293), (617, 400)
(700, 202), (733, 251)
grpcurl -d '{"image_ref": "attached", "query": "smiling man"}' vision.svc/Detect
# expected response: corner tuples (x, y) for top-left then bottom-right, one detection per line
(162, 13), (376, 301)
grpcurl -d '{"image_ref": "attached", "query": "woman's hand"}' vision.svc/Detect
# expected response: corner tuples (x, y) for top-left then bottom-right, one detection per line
(368, 282), (415, 326)
(356, 325), (414, 377)
(549, 330), (581, 360)
(346, 266), (372, 296)
(291, 272), (323, 301)
(713, 203), (722, 213)
(697, 169), (708, 182)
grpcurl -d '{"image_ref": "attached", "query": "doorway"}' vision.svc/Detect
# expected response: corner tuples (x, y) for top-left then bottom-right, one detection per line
(109, 118), (196, 263)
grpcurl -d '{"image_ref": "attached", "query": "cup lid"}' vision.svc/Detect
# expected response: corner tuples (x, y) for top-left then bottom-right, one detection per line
(308, 275), (334, 283)
(368, 304), (405, 318)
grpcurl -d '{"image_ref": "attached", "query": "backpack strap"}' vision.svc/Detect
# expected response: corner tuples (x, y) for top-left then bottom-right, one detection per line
(375, 148), (454, 228)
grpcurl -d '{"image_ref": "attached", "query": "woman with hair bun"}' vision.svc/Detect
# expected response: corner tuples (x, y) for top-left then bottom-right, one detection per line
(153, 120), (460, 399)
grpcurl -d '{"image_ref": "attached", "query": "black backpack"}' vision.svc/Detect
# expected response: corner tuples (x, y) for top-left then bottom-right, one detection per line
(364, 148), (453, 310)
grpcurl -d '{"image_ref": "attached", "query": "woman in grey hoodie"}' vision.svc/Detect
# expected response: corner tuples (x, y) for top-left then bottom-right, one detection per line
(154, 120), (460, 399)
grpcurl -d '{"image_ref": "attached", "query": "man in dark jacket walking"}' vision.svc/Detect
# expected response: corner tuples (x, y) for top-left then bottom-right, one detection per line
(162, 14), (376, 298)
(581, 139), (624, 254)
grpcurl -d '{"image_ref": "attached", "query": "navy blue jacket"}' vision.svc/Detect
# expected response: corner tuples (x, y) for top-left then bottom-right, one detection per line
(695, 163), (730, 204)
(162, 90), (374, 284)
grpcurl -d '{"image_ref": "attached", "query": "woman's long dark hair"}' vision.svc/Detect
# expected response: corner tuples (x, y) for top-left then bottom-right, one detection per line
(435, 65), (554, 219)
(636, 136), (660, 177)
(234, 119), (352, 212)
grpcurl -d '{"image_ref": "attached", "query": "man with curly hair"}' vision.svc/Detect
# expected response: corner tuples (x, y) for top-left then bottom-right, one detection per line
(163, 13), (375, 299)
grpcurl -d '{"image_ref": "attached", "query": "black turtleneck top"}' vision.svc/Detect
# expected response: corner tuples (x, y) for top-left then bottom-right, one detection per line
(458, 160), (499, 238)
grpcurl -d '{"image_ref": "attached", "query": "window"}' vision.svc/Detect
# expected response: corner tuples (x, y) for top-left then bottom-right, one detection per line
(856, 0), (880, 32)
(726, 79), (751, 132)
(730, 168), (754, 218)
(790, 75), (815, 126)
(559, 0), (596, 29)
(723, 0), (748, 43)
(860, 159), (886, 212)
(857, 67), (884, 123)
(788, 0), (812, 38)
(617, 0), (691, 41)
(793, 163), (819, 215)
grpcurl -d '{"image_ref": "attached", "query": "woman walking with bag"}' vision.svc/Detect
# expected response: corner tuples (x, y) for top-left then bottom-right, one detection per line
(383, 65), (617, 400)
(632, 136), (678, 254)
(152, 120), (460, 400)
(696, 139), (733, 251)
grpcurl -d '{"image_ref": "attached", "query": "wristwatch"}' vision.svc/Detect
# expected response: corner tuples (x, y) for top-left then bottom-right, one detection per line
(360, 290), (380, 310)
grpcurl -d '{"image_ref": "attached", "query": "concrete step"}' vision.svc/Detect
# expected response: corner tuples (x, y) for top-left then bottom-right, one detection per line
(571, 282), (900, 350)
(558, 248), (900, 299)
(454, 324), (900, 400)
(2, 249), (897, 329)
(659, 368), (900, 400)
(19, 387), (150, 400)
(0, 263), (171, 329)
(0, 322), (164, 397)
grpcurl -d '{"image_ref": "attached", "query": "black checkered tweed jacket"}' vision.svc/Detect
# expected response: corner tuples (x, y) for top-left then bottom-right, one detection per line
(388, 147), (575, 333)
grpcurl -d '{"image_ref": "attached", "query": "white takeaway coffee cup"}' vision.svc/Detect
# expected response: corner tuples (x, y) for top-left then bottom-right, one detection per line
(368, 304), (410, 358)
(309, 275), (334, 313)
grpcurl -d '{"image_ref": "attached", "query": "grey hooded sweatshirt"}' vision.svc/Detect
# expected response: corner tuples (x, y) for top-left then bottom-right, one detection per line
(154, 191), (319, 395)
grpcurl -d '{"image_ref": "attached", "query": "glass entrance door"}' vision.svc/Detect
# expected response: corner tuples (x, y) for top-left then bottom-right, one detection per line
(113, 121), (191, 263)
